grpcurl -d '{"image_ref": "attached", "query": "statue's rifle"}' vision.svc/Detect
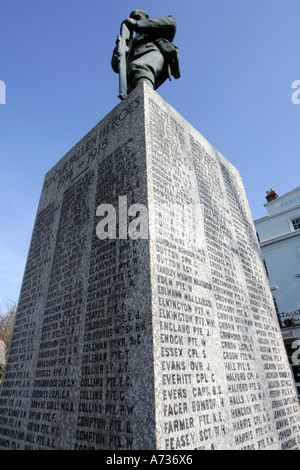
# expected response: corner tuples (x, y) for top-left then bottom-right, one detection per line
(116, 22), (131, 100)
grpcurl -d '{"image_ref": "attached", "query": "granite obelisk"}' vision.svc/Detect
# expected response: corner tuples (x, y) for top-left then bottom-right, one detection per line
(0, 84), (299, 450)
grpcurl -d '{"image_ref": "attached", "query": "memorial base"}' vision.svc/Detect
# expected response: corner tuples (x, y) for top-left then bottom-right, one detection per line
(0, 83), (299, 450)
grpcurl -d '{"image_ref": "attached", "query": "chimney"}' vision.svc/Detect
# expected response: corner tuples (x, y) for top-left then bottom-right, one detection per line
(265, 188), (279, 203)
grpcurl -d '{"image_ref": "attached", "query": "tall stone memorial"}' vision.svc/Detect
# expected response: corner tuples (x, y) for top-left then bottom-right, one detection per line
(0, 83), (300, 450)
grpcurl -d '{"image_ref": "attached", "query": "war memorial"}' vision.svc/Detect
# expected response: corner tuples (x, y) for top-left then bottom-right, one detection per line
(0, 10), (299, 450)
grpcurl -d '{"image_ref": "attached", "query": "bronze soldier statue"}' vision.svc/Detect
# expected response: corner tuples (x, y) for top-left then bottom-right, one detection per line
(112, 9), (180, 100)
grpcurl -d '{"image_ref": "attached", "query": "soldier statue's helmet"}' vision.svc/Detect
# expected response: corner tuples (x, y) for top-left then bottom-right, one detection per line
(129, 9), (149, 20)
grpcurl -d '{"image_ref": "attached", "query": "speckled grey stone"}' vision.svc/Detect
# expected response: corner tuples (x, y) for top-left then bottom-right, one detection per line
(0, 83), (299, 450)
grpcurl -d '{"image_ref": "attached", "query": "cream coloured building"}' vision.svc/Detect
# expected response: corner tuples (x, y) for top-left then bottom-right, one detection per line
(254, 187), (300, 399)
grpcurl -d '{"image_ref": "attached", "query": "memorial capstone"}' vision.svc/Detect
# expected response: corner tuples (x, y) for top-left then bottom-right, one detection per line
(0, 83), (299, 450)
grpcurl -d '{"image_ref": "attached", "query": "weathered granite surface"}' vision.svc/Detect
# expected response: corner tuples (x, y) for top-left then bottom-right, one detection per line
(0, 83), (299, 450)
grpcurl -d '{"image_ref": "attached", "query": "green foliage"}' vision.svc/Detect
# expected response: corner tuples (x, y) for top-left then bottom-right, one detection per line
(284, 317), (298, 327)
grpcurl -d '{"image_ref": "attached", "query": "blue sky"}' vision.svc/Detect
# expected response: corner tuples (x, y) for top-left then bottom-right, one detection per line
(0, 0), (299, 307)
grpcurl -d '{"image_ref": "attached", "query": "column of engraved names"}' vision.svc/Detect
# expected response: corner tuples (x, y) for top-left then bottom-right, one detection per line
(0, 202), (58, 450)
(149, 99), (226, 450)
(219, 163), (274, 449)
(190, 135), (266, 449)
(75, 142), (147, 450)
(25, 172), (94, 449)
(221, 164), (300, 450)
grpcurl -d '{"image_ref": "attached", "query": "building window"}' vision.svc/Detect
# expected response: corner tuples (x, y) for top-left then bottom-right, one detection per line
(263, 259), (269, 277)
(273, 297), (279, 315)
(291, 217), (300, 231)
